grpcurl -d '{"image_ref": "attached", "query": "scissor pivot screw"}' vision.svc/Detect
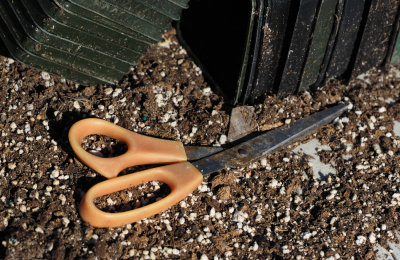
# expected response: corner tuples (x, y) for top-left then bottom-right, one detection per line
(238, 149), (247, 156)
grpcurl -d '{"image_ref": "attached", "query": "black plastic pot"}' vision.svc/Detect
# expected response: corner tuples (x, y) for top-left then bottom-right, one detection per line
(178, 0), (400, 105)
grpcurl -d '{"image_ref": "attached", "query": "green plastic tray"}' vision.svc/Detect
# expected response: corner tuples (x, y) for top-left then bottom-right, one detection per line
(12, 0), (130, 73)
(1, 1), (121, 83)
(30, 0), (144, 64)
(0, 13), (110, 85)
(49, 0), (153, 54)
(168, 0), (189, 9)
(56, 0), (159, 43)
(70, 0), (166, 41)
(0, 0), (191, 85)
(135, 0), (186, 21)
(103, 0), (173, 29)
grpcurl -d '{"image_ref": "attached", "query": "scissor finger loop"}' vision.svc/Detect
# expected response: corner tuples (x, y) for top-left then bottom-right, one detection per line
(79, 162), (203, 228)
(69, 118), (188, 178)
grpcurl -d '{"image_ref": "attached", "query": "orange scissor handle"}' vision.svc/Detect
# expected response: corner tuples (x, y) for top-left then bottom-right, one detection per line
(79, 162), (203, 228)
(68, 118), (188, 179)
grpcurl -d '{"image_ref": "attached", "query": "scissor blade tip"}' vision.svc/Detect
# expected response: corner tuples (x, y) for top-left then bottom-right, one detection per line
(332, 103), (349, 115)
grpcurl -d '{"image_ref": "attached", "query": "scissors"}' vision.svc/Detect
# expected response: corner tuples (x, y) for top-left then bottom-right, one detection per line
(68, 104), (347, 228)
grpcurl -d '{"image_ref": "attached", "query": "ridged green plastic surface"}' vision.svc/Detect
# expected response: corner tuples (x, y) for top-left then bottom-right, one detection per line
(0, 0), (190, 85)
(298, 0), (338, 92)
(393, 33), (400, 65)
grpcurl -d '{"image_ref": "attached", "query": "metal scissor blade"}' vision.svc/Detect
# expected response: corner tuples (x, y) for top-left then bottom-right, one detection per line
(193, 103), (348, 175)
(184, 146), (224, 161)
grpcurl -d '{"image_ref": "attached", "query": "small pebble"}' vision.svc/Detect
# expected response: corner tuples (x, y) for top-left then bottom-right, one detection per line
(202, 88), (211, 96)
(104, 88), (113, 95)
(8, 163), (16, 170)
(378, 107), (387, 113)
(210, 208), (216, 218)
(73, 101), (80, 110)
(62, 217), (70, 227)
(260, 158), (267, 167)
(35, 227), (44, 234)
(41, 71), (51, 81)
(113, 88), (122, 97)
(326, 190), (337, 200)
(270, 179), (280, 188)
(369, 232), (376, 244)
(301, 232), (312, 240)
(219, 135), (227, 145)
(200, 254), (209, 260)
(356, 235), (366, 245)
(10, 122), (17, 131)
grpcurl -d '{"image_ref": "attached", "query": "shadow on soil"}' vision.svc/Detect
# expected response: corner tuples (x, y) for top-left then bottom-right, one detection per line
(0, 230), (10, 258)
(46, 110), (101, 214)
(0, 40), (9, 58)
(46, 109), (93, 156)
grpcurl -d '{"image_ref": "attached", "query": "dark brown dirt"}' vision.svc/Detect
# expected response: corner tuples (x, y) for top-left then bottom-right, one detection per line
(1, 30), (400, 259)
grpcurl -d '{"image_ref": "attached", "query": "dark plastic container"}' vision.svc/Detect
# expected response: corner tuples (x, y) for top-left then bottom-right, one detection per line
(298, 0), (339, 92)
(325, 0), (366, 80)
(277, 0), (320, 97)
(243, 0), (293, 102)
(351, 0), (400, 77)
(178, 0), (258, 104)
(178, 0), (400, 105)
